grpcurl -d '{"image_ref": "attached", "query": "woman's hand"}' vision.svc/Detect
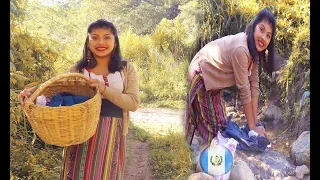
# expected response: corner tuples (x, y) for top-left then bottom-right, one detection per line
(254, 126), (266, 137)
(87, 78), (108, 94)
(18, 88), (32, 106)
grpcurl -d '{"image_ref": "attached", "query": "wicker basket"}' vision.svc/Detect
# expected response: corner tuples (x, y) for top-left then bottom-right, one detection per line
(23, 73), (102, 146)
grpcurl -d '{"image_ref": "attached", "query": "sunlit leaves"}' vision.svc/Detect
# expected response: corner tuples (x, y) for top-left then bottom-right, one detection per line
(10, 72), (29, 88)
(10, 0), (25, 19)
(11, 1), (60, 179)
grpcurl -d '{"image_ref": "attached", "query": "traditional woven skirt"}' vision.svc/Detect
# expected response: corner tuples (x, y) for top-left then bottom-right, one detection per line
(60, 116), (125, 180)
(185, 57), (228, 146)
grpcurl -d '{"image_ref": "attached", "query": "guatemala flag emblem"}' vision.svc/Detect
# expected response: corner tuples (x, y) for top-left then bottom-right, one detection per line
(199, 144), (234, 176)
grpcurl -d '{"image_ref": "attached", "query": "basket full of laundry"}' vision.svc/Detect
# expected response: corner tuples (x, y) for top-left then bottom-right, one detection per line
(23, 73), (102, 147)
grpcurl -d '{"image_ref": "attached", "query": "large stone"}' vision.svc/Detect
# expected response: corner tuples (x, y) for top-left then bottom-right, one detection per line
(229, 160), (255, 180)
(295, 105), (310, 138)
(295, 165), (309, 179)
(264, 104), (282, 121)
(188, 172), (214, 180)
(234, 150), (296, 179)
(283, 176), (299, 180)
(283, 175), (310, 180)
(291, 131), (310, 167)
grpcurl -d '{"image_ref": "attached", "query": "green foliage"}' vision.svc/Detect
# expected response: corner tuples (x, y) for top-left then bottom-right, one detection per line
(278, 25), (309, 121)
(10, 32), (62, 178)
(279, 26), (310, 92)
(120, 27), (191, 107)
(128, 121), (150, 142)
(259, 72), (276, 104)
(11, 33), (57, 84)
(11, 139), (62, 180)
(176, 0), (204, 48)
(276, 0), (309, 121)
(10, 1), (62, 179)
(199, 0), (256, 45)
(119, 1), (203, 107)
(10, 0), (26, 30)
(141, 99), (185, 109)
(272, 0), (310, 56)
(120, 2), (167, 35)
(24, 0), (86, 73)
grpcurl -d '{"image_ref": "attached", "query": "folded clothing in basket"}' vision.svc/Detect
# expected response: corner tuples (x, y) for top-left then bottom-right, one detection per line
(48, 92), (90, 107)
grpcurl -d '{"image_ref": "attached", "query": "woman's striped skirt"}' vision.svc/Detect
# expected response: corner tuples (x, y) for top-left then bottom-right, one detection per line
(60, 116), (125, 180)
(185, 57), (228, 146)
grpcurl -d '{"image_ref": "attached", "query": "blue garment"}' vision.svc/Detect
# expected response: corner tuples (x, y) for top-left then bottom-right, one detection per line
(222, 120), (270, 152)
(48, 92), (90, 107)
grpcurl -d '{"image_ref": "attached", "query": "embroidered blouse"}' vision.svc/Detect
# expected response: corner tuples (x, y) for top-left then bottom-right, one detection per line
(83, 68), (124, 118)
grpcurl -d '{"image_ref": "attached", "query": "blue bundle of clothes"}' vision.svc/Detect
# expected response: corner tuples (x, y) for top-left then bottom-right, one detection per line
(48, 92), (90, 107)
(222, 120), (270, 152)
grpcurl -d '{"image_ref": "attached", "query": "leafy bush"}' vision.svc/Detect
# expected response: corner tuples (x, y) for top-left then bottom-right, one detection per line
(10, 0), (63, 179)
(120, 27), (190, 108)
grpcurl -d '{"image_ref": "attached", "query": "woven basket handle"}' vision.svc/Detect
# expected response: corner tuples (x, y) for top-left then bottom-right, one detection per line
(28, 73), (90, 103)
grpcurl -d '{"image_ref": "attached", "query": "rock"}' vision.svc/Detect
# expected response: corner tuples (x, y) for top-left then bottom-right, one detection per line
(269, 177), (281, 180)
(264, 104), (282, 121)
(295, 165), (309, 179)
(229, 160), (255, 180)
(274, 51), (288, 71)
(295, 105), (310, 138)
(187, 172), (214, 180)
(291, 131), (310, 167)
(234, 150), (295, 179)
(301, 175), (310, 180)
(283, 176), (299, 180)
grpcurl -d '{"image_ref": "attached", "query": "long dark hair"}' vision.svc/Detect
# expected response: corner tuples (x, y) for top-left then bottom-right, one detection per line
(245, 8), (276, 76)
(76, 19), (126, 73)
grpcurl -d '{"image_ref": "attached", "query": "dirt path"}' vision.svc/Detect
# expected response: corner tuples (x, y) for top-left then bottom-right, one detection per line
(129, 108), (185, 134)
(123, 108), (183, 180)
(124, 139), (156, 180)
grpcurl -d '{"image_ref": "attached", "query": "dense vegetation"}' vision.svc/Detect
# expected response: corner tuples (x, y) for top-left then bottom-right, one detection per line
(10, 0), (309, 179)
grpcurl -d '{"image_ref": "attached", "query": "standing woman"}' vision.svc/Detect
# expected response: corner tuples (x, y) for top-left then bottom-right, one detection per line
(19, 19), (140, 180)
(185, 8), (276, 146)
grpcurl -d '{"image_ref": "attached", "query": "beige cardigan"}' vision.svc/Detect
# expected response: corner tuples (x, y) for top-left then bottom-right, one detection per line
(190, 32), (259, 105)
(31, 62), (140, 136)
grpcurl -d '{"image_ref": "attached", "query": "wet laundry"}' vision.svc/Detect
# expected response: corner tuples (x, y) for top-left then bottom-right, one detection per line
(222, 120), (270, 152)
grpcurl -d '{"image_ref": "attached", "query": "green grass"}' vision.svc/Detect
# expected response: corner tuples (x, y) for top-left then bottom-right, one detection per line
(140, 99), (186, 110)
(127, 120), (193, 180)
(148, 131), (193, 180)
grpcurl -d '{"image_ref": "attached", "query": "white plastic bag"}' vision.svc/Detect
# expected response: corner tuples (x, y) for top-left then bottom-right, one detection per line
(213, 131), (238, 180)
